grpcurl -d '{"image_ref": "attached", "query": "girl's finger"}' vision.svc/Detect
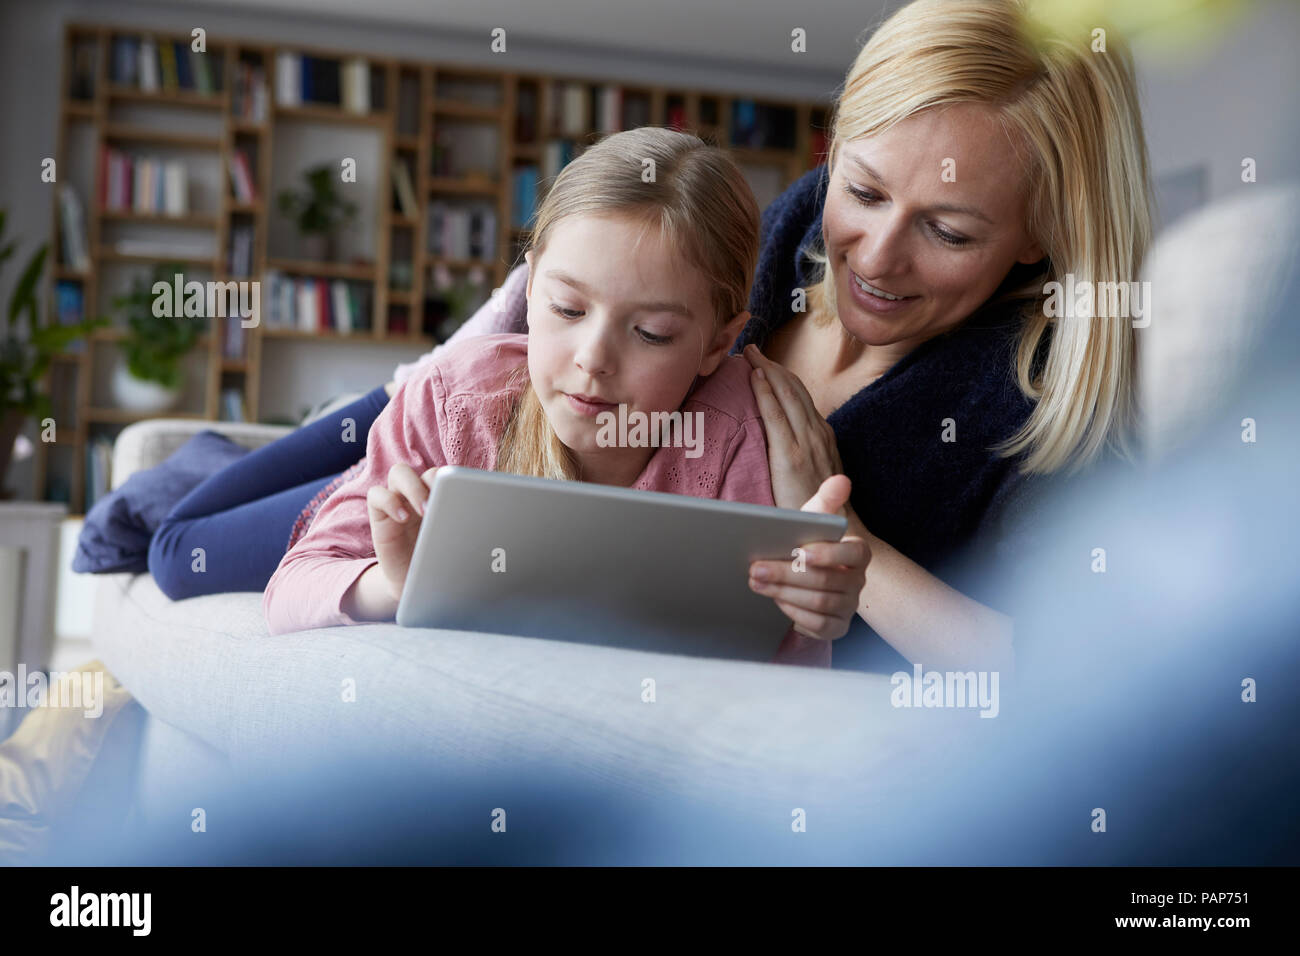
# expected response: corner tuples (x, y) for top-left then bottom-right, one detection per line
(387, 463), (431, 516)
(367, 484), (412, 523)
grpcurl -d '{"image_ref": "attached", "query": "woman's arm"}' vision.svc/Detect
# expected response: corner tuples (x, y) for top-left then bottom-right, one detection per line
(742, 347), (1015, 674)
(844, 508), (1015, 674)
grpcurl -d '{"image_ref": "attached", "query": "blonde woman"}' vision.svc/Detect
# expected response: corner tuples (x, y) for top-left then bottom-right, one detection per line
(442, 0), (1154, 673)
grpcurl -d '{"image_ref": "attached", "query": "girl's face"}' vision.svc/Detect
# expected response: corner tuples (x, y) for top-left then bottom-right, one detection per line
(821, 103), (1044, 351)
(524, 214), (749, 485)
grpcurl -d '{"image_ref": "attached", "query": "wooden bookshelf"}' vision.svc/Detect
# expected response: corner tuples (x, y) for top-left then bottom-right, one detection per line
(36, 20), (831, 513)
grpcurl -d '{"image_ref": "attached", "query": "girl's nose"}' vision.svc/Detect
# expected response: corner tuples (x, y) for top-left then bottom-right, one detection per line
(573, 327), (615, 377)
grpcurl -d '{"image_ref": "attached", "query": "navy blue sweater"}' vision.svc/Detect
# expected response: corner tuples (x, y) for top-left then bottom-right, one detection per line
(734, 167), (1058, 672)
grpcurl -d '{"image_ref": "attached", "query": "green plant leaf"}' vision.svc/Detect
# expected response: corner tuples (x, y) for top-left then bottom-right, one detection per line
(8, 243), (47, 329)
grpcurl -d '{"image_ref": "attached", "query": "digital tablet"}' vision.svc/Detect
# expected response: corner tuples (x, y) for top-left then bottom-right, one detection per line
(395, 466), (847, 662)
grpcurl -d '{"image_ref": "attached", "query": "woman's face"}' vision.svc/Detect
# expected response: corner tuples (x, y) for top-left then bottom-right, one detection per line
(523, 215), (745, 476)
(822, 103), (1044, 350)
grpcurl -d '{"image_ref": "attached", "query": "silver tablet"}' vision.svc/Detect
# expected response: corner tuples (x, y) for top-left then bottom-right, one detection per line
(395, 466), (847, 662)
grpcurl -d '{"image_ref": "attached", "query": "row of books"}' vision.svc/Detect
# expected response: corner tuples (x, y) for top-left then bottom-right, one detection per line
(275, 53), (372, 112)
(228, 149), (258, 203)
(57, 187), (91, 272)
(231, 61), (269, 122)
(730, 100), (799, 151)
(99, 147), (190, 215)
(427, 202), (497, 262)
(263, 272), (374, 333)
(110, 35), (220, 94)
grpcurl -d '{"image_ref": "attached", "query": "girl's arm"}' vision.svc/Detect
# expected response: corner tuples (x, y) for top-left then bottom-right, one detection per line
(263, 367), (449, 635)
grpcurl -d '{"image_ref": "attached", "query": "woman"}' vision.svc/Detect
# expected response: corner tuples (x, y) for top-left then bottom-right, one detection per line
(438, 0), (1153, 673)
(150, 0), (1152, 673)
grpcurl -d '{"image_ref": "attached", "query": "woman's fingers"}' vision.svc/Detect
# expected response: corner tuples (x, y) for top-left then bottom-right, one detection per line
(745, 344), (822, 436)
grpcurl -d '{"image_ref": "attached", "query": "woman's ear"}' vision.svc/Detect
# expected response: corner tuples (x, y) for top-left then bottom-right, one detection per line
(1017, 239), (1045, 265)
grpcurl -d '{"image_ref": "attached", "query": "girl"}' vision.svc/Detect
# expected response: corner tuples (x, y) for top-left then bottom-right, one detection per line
(263, 127), (869, 665)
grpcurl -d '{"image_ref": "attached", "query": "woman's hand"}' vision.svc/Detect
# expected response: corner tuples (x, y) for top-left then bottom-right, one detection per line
(750, 474), (871, 642)
(366, 463), (438, 602)
(743, 343), (845, 512)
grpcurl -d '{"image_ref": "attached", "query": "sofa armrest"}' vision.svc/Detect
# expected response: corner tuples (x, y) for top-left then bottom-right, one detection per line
(111, 419), (294, 489)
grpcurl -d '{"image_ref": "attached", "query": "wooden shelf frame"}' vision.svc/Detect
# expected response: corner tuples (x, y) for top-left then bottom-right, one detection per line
(36, 19), (831, 512)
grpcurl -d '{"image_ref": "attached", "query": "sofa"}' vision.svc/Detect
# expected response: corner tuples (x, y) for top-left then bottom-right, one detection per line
(90, 416), (944, 847)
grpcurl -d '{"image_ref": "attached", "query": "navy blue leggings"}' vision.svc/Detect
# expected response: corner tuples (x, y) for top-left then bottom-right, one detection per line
(148, 385), (391, 599)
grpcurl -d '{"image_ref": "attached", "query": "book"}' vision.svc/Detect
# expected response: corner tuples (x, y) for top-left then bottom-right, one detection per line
(275, 51), (301, 106)
(158, 40), (178, 91)
(139, 36), (159, 91)
(296, 279), (317, 332)
(342, 57), (370, 113)
(331, 280), (353, 334)
(57, 186), (90, 271)
(229, 150), (256, 202)
(173, 41), (192, 90)
(191, 48), (213, 94)
(391, 158), (418, 218)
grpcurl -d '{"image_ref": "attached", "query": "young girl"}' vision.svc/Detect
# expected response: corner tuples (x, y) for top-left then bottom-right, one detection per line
(263, 127), (868, 665)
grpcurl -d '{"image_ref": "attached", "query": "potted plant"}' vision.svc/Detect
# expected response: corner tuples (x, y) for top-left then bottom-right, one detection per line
(0, 208), (106, 495)
(110, 262), (200, 413)
(276, 164), (357, 261)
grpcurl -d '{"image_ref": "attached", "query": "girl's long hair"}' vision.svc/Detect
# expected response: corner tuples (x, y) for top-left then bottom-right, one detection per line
(496, 126), (760, 481)
(804, 0), (1154, 474)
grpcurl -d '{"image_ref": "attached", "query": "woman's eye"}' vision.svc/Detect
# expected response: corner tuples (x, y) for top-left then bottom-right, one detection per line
(845, 183), (881, 205)
(550, 304), (582, 319)
(930, 225), (971, 247)
(637, 328), (672, 345)
(846, 183), (972, 247)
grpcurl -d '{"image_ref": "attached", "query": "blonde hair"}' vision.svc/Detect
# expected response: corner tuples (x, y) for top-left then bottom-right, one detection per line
(804, 0), (1153, 474)
(496, 126), (760, 481)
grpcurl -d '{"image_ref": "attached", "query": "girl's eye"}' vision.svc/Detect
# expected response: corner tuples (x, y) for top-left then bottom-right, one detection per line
(637, 328), (672, 345)
(844, 183), (971, 247)
(550, 304), (582, 319)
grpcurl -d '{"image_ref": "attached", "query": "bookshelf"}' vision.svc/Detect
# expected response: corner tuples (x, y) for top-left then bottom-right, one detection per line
(37, 21), (833, 514)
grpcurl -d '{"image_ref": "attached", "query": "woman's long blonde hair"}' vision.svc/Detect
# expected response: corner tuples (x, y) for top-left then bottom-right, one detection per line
(495, 126), (760, 481)
(804, 0), (1153, 474)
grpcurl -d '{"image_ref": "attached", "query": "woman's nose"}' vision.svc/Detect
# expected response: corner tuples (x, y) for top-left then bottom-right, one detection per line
(854, 213), (910, 279)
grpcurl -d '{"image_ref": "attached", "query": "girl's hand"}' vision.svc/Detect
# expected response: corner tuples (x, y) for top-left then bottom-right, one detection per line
(743, 343), (845, 512)
(750, 475), (871, 642)
(366, 463), (438, 602)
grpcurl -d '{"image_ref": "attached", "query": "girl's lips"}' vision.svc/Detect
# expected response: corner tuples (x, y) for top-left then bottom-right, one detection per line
(847, 270), (918, 315)
(565, 393), (616, 417)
